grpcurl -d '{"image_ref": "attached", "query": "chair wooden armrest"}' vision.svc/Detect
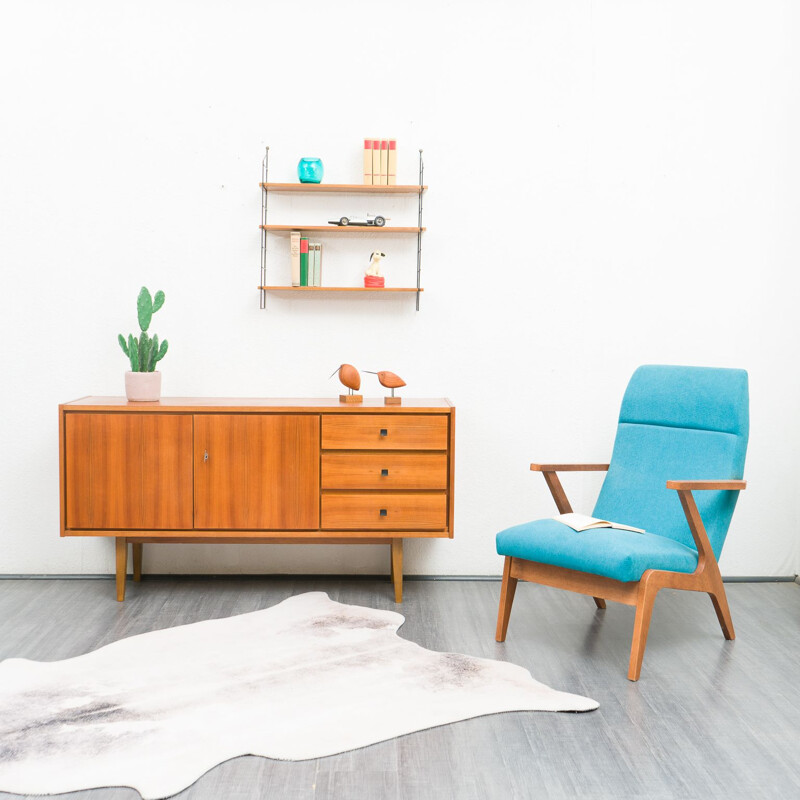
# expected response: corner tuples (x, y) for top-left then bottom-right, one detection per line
(530, 463), (610, 472)
(531, 463), (609, 515)
(666, 480), (746, 491)
(666, 480), (745, 568)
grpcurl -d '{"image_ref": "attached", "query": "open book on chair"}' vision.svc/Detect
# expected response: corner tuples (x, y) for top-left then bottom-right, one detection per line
(554, 512), (645, 534)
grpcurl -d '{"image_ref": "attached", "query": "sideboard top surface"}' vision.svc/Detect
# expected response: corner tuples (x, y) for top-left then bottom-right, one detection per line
(61, 397), (455, 413)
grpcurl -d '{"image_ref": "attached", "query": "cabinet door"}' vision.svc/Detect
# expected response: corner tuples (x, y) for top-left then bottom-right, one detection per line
(65, 413), (193, 529)
(194, 414), (320, 530)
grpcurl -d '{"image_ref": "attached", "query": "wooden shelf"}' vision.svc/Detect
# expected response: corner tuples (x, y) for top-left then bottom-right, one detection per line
(259, 286), (423, 293)
(261, 183), (426, 194)
(261, 225), (424, 234)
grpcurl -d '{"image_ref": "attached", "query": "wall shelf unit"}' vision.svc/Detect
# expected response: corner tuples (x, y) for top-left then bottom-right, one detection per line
(259, 147), (426, 310)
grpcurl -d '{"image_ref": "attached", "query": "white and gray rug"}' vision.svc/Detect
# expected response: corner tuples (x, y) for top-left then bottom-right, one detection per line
(0, 591), (597, 799)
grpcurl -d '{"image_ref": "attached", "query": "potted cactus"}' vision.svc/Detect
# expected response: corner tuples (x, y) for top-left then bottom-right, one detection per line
(118, 287), (169, 401)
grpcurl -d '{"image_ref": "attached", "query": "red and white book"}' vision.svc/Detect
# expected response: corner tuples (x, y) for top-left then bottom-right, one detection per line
(379, 140), (388, 185)
(372, 140), (381, 186)
(363, 139), (373, 185)
(387, 139), (397, 185)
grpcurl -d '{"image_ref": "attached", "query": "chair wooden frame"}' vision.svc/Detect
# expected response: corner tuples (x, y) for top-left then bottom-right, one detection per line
(495, 463), (746, 681)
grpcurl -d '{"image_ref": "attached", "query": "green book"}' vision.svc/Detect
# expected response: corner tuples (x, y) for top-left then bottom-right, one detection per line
(300, 237), (309, 286)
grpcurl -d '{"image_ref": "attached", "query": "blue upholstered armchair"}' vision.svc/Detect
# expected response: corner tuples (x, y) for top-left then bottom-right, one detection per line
(495, 365), (749, 680)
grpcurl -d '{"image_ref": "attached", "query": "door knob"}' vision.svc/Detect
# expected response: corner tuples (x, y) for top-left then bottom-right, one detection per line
(203, 450), (209, 462)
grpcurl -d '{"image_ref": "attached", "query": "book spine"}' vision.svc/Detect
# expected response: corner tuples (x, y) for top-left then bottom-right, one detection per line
(372, 139), (380, 187)
(387, 139), (397, 185)
(363, 139), (373, 185)
(290, 231), (301, 286)
(316, 243), (322, 286)
(313, 243), (321, 286)
(379, 139), (388, 185)
(300, 236), (309, 286)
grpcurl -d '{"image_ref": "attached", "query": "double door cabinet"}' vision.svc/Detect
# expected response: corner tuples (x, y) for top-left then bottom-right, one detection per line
(59, 398), (455, 601)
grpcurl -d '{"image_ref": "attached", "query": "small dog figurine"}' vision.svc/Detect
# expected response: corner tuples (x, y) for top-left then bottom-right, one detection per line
(366, 251), (386, 277)
(365, 251), (386, 288)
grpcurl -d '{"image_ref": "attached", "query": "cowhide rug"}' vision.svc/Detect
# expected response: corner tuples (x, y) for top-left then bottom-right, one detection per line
(0, 592), (597, 799)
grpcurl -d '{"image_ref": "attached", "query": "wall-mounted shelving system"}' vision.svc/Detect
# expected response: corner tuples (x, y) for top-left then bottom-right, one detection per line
(259, 147), (426, 310)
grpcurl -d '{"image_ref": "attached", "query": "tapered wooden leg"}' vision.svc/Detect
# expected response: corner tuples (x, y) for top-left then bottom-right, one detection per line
(391, 538), (403, 603)
(628, 579), (659, 681)
(132, 543), (143, 582)
(496, 556), (518, 642)
(708, 580), (735, 640)
(593, 597), (606, 609)
(115, 537), (128, 602)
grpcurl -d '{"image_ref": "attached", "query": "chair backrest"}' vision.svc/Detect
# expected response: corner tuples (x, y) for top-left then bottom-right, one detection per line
(592, 365), (749, 557)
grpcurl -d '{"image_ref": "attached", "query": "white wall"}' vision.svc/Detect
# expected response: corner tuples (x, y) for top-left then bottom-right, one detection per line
(1, 1), (797, 577)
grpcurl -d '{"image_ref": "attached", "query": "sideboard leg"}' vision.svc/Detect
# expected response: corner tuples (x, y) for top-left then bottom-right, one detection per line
(391, 538), (404, 603)
(132, 543), (143, 582)
(115, 537), (128, 602)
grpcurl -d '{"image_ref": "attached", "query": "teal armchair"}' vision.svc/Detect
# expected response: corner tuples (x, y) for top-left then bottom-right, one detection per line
(495, 365), (749, 680)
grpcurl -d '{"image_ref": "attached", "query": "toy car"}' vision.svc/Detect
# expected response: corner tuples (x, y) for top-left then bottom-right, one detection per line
(328, 214), (388, 227)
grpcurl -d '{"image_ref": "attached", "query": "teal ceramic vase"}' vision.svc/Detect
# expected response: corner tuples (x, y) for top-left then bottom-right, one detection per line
(298, 157), (324, 184)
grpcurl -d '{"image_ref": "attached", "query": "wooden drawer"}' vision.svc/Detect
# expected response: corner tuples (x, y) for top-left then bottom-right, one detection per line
(322, 452), (447, 490)
(322, 414), (448, 450)
(322, 493), (447, 530)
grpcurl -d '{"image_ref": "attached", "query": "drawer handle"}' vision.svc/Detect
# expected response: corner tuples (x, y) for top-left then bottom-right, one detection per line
(381, 468), (389, 476)
(380, 428), (388, 437)
(379, 509), (388, 517)
(204, 450), (209, 463)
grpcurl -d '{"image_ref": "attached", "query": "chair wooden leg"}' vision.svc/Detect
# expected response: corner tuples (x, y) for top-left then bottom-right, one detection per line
(593, 597), (606, 609)
(132, 543), (143, 582)
(496, 556), (518, 642)
(628, 578), (659, 681)
(708, 580), (735, 640)
(115, 537), (128, 602)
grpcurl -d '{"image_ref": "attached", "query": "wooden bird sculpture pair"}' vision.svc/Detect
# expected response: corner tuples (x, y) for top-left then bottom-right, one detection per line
(330, 364), (406, 405)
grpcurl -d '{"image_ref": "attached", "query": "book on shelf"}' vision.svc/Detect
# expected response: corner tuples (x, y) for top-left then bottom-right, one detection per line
(554, 513), (645, 534)
(363, 139), (373, 185)
(299, 236), (309, 286)
(290, 231), (301, 286)
(372, 139), (381, 186)
(363, 137), (397, 184)
(379, 139), (388, 185)
(387, 139), (397, 185)
(310, 242), (322, 286)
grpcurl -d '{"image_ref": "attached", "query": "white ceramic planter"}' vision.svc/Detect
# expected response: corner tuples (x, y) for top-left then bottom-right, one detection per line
(125, 371), (162, 402)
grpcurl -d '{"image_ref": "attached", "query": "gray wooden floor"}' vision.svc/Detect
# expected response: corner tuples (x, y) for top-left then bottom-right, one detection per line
(1, 577), (799, 800)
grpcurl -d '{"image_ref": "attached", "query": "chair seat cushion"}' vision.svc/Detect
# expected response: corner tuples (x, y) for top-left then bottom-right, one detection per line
(496, 518), (699, 583)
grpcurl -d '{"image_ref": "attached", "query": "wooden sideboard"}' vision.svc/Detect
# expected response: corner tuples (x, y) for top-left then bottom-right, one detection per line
(59, 397), (455, 602)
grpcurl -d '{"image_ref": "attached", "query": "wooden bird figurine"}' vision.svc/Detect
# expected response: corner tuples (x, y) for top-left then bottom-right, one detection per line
(330, 363), (362, 403)
(365, 370), (406, 405)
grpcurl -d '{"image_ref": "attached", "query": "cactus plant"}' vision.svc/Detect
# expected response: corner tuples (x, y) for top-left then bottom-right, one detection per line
(118, 287), (169, 372)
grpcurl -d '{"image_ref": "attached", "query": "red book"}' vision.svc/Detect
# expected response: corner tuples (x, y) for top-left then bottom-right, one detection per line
(300, 237), (309, 286)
